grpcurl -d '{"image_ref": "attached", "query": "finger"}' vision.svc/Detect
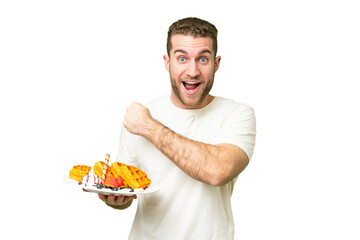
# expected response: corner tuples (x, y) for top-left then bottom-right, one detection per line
(106, 195), (116, 205)
(122, 195), (137, 205)
(98, 194), (107, 202)
(128, 102), (136, 110)
(122, 196), (134, 205)
(113, 195), (125, 205)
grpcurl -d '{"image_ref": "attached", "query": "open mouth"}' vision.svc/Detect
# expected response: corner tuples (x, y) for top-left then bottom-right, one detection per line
(182, 81), (201, 91)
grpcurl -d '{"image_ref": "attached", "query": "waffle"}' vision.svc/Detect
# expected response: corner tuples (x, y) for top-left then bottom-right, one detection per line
(112, 163), (151, 189)
(93, 161), (111, 179)
(111, 162), (129, 187)
(69, 165), (92, 182)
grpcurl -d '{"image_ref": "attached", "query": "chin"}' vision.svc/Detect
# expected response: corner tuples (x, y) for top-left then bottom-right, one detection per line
(180, 95), (206, 108)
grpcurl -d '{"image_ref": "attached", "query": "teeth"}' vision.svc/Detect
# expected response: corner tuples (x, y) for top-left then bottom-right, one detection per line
(184, 82), (199, 84)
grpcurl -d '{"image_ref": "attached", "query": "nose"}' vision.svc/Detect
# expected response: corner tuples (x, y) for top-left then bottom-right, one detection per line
(186, 60), (200, 78)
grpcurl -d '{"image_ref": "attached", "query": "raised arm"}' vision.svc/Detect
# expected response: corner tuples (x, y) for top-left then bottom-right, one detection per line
(123, 102), (249, 186)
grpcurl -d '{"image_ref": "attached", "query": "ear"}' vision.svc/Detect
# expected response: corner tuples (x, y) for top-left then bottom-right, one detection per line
(163, 54), (170, 72)
(214, 56), (221, 72)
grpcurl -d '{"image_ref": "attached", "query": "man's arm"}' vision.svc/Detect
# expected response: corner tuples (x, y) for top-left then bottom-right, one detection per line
(123, 102), (249, 186)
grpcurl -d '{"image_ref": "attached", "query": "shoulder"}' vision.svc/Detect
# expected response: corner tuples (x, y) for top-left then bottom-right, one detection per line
(213, 97), (255, 115)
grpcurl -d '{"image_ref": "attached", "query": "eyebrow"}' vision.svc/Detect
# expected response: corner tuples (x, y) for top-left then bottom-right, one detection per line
(173, 49), (212, 55)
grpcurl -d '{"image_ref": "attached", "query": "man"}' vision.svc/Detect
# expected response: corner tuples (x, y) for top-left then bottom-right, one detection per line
(99, 17), (256, 239)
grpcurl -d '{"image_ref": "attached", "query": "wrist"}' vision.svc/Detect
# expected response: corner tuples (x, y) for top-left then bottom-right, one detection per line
(145, 119), (165, 143)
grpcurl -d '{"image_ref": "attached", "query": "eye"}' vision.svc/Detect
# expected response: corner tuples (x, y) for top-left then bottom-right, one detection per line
(178, 57), (186, 62)
(199, 57), (208, 63)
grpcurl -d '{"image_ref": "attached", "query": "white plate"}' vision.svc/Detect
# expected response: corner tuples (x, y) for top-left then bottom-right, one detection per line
(63, 176), (159, 196)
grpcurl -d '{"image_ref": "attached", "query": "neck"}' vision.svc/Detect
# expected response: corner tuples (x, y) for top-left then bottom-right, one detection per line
(170, 93), (215, 109)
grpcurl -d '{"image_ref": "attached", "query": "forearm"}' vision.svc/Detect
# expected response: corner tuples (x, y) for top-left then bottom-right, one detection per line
(123, 102), (249, 186)
(145, 120), (248, 186)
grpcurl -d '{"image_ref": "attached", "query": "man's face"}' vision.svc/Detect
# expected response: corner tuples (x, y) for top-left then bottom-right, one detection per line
(164, 35), (221, 109)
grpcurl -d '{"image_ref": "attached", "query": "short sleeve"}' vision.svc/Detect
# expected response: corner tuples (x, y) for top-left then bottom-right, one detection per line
(214, 104), (256, 160)
(115, 126), (140, 168)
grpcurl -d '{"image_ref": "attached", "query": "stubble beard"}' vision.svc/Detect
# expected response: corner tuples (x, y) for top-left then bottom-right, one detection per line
(170, 68), (215, 108)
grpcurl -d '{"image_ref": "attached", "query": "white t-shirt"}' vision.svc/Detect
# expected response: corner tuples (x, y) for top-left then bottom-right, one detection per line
(116, 95), (256, 240)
